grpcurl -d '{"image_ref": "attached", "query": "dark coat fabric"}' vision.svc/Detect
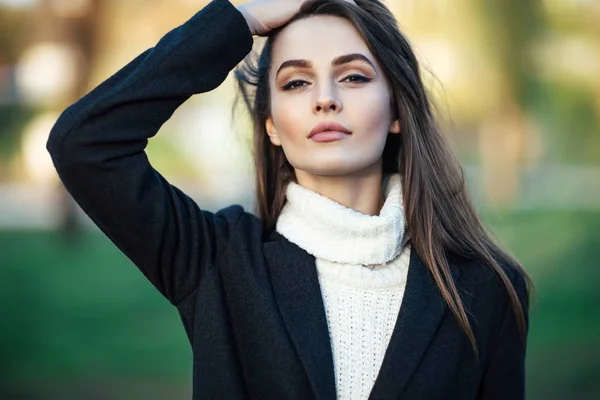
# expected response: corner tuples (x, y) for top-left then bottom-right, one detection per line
(46, 0), (530, 399)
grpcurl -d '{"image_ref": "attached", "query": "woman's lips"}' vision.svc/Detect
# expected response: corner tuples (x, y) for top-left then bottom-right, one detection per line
(308, 122), (352, 140)
(309, 131), (351, 142)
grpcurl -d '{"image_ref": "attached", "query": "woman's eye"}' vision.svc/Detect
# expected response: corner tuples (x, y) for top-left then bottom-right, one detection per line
(282, 80), (308, 91)
(342, 74), (371, 83)
(281, 75), (371, 91)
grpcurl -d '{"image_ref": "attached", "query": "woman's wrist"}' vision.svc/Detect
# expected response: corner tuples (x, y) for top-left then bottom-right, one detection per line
(237, 5), (258, 36)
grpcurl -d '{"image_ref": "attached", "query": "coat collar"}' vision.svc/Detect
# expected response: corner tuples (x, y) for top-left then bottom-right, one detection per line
(263, 231), (462, 399)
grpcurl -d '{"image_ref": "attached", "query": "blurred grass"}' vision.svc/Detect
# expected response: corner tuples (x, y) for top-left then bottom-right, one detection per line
(0, 228), (192, 388)
(486, 210), (600, 400)
(0, 210), (599, 399)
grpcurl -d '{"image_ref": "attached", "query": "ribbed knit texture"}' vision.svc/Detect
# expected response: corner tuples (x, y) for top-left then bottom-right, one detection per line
(276, 173), (411, 400)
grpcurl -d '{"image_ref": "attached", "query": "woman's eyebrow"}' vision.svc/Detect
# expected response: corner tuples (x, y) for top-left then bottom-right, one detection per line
(275, 53), (375, 79)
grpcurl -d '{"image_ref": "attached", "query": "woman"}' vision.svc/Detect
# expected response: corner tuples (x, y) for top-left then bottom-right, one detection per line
(46, 0), (534, 398)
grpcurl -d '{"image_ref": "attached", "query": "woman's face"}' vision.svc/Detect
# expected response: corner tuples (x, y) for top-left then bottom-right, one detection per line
(266, 15), (399, 177)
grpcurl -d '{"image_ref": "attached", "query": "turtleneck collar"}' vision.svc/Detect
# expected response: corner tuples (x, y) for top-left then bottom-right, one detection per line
(275, 173), (407, 266)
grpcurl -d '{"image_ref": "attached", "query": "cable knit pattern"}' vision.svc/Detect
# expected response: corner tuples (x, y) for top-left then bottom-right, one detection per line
(276, 173), (411, 400)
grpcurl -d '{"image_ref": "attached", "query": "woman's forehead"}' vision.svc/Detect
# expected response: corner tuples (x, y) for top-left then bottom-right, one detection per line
(270, 15), (372, 66)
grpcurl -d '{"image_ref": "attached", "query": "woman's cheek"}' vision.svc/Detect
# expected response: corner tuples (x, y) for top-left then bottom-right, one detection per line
(272, 100), (307, 143)
(358, 91), (393, 135)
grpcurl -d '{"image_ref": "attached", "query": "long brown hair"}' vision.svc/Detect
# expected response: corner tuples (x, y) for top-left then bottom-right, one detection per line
(233, 0), (534, 360)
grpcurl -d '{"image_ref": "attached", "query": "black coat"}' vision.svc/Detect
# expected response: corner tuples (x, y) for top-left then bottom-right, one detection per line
(46, 0), (529, 398)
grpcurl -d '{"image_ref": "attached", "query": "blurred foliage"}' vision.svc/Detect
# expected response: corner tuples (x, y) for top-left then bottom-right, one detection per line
(532, 79), (600, 163)
(489, 210), (600, 399)
(146, 133), (204, 180)
(0, 8), (29, 63)
(476, 0), (545, 103)
(0, 105), (38, 164)
(0, 229), (191, 383)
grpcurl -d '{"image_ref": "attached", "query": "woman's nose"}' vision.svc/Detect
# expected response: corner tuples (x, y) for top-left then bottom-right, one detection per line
(313, 85), (342, 113)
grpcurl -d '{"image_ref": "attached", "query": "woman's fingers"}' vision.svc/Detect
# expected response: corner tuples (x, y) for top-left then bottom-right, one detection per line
(238, 0), (357, 37)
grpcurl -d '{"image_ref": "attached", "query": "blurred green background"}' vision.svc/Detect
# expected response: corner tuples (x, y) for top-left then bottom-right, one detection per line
(1, 0), (599, 399)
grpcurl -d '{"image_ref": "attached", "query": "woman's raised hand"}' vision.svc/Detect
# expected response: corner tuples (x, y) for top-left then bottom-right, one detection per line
(237, 0), (356, 37)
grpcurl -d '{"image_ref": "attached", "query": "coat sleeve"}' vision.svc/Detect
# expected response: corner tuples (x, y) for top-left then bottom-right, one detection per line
(46, 0), (254, 306)
(478, 268), (530, 400)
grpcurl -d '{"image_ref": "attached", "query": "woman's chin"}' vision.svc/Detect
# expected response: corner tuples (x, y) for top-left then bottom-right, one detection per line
(295, 161), (381, 178)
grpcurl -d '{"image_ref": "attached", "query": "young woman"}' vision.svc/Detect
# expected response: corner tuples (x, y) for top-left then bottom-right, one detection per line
(46, 0), (534, 398)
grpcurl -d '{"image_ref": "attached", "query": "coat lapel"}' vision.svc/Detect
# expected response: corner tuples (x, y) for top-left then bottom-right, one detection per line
(265, 231), (462, 400)
(264, 232), (337, 400)
(368, 247), (461, 399)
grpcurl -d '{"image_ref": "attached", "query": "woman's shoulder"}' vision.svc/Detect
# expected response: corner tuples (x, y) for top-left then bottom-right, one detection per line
(214, 204), (265, 241)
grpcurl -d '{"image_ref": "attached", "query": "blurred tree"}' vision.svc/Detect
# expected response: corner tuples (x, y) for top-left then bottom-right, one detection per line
(527, 1), (600, 164)
(0, 105), (38, 179)
(28, 0), (106, 240)
(590, 4), (600, 125)
(0, 7), (37, 178)
(31, 0), (105, 106)
(473, 0), (545, 206)
(0, 7), (29, 64)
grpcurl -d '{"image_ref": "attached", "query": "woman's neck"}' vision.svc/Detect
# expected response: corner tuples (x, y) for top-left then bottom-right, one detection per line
(293, 162), (385, 216)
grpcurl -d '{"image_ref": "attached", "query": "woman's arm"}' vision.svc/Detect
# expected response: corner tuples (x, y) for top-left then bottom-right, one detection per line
(46, 0), (254, 306)
(478, 270), (530, 400)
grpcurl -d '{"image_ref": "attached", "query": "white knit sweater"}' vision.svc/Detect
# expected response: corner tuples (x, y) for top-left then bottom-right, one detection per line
(275, 173), (411, 400)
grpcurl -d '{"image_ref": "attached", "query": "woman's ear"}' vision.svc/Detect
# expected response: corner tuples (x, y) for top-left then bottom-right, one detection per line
(390, 119), (400, 134)
(265, 116), (282, 146)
